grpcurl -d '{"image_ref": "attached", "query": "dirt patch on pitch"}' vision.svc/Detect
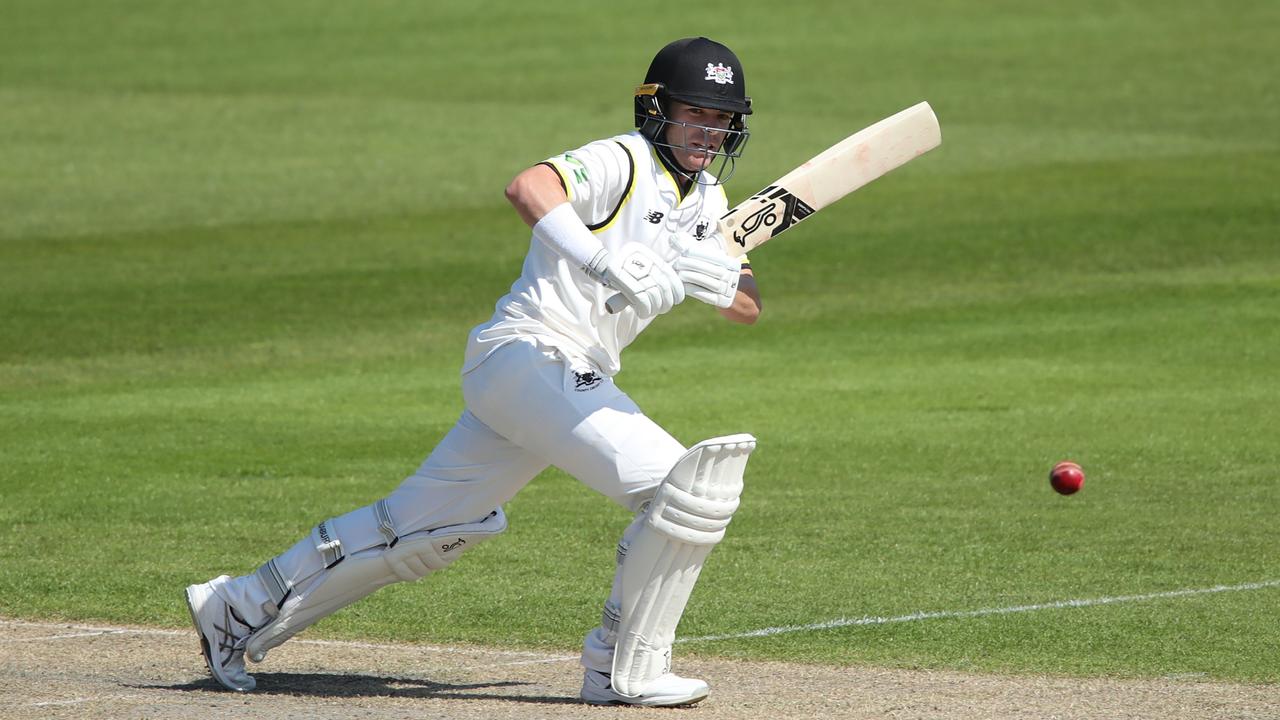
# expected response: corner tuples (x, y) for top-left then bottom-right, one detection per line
(2, 618), (1276, 719)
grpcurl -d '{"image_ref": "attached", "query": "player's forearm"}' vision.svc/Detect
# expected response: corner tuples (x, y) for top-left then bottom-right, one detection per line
(505, 164), (570, 228)
(718, 271), (761, 324)
(509, 165), (612, 279)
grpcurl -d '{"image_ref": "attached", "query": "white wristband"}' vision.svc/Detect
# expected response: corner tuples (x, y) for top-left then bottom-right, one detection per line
(532, 203), (606, 277)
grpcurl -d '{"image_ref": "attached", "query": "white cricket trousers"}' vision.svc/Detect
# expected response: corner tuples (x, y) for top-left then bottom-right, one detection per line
(400, 336), (686, 525)
(222, 337), (685, 625)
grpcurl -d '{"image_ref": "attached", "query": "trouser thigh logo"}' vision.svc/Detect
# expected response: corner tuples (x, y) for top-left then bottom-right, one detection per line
(573, 370), (603, 392)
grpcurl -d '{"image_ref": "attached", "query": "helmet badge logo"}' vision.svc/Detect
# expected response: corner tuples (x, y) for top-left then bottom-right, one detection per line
(704, 63), (734, 85)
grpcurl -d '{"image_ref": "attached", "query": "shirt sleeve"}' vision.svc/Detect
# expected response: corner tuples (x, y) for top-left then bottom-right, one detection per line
(540, 139), (634, 229)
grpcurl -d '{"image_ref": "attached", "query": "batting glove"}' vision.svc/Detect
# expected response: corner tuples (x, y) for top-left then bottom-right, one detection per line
(669, 232), (740, 309)
(588, 243), (685, 319)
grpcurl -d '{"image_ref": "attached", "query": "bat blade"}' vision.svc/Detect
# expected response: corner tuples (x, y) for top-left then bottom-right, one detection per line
(603, 102), (940, 314)
(719, 101), (941, 257)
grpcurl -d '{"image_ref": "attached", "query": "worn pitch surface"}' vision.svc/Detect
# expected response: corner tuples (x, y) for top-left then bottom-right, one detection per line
(3, 619), (1276, 720)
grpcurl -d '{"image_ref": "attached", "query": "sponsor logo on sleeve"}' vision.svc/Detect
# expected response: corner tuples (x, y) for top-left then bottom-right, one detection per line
(562, 153), (589, 184)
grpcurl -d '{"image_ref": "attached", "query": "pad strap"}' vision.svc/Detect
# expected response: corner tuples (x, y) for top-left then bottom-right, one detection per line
(602, 599), (622, 634)
(313, 519), (344, 568)
(255, 560), (290, 610)
(374, 499), (399, 547)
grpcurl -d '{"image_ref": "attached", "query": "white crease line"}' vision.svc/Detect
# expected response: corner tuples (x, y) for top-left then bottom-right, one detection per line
(0, 618), (556, 659)
(6, 630), (127, 643)
(24, 694), (155, 709)
(292, 638), (551, 659)
(0, 620), (184, 637)
(484, 655), (581, 668)
(6, 579), (1277, 661)
(26, 698), (99, 708)
(680, 579), (1280, 643)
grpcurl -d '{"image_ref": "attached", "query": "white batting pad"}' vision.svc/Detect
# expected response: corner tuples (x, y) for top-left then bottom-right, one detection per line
(610, 434), (755, 697)
(245, 507), (506, 663)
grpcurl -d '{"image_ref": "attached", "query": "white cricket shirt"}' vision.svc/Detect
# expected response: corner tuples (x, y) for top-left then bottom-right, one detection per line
(464, 131), (741, 377)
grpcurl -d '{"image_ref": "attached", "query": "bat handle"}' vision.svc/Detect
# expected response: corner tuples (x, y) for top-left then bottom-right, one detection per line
(604, 293), (628, 314)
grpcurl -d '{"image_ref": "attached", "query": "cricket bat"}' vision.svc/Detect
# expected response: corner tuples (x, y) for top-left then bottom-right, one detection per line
(606, 101), (941, 313)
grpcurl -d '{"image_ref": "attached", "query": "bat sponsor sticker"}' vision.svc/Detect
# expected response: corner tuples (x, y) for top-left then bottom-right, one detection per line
(724, 185), (815, 248)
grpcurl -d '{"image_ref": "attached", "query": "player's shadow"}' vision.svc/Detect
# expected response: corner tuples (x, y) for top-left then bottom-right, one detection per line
(141, 672), (583, 705)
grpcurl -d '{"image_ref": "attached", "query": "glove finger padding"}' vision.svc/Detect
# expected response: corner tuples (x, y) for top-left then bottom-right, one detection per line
(607, 243), (685, 319)
(676, 256), (737, 292)
(653, 252), (685, 314)
(683, 281), (738, 309)
(670, 235), (740, 310)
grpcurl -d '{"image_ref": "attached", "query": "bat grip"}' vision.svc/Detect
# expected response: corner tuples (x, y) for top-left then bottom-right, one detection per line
(604, 293), (628, 314)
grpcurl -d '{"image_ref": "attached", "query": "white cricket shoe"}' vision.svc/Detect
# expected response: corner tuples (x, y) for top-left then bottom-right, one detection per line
(580, 668), (710, 707)
(185, 575), (257, 692)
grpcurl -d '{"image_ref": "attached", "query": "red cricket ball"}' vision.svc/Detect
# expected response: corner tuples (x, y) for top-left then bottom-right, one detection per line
(1050, 461), (1085, 495)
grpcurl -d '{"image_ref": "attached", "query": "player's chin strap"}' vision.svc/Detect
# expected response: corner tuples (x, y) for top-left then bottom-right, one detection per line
(651, 139), (741, 188)
(609, 434), (756, 697)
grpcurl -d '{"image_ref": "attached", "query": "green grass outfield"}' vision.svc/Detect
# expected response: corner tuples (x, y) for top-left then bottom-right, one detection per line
(2, 0), (1278, 684)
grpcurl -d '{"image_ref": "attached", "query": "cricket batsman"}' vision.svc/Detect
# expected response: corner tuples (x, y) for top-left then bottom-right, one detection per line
(185, 36), (762, 707)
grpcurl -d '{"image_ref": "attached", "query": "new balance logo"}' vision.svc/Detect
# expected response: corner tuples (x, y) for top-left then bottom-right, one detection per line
(645, 210), (664, 224)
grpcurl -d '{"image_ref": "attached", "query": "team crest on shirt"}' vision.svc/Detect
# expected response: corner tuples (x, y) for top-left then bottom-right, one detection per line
(573, 370), (603, 392)
(705, 63), (734, 85)
(694, 219), (709, 240)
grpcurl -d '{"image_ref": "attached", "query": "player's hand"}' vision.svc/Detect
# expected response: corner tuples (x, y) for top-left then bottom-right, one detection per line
(669, 232), (740, 309)
(593, 244), (685, 319)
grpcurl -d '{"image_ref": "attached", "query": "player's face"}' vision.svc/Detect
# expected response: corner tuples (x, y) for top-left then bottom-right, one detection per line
(664, 101), (735, 172)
